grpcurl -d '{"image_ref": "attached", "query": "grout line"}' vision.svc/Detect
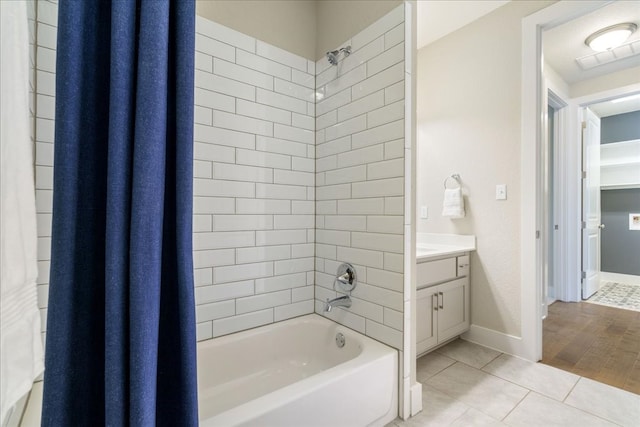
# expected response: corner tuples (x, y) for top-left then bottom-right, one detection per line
(561, 380), (628, 427)
(416, 354), (456, 380)
(562, 377), (582, 403)
(501, 390), (530, 422)
(479, 350), (502, 370)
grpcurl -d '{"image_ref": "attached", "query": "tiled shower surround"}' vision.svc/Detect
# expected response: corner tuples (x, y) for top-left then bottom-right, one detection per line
(313, 6), (405, 350)
(33, 3), (406, 351)
(192, 16), (317, 341)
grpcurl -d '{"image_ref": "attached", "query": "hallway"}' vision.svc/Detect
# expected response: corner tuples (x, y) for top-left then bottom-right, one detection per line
(542, 301), (640, 394)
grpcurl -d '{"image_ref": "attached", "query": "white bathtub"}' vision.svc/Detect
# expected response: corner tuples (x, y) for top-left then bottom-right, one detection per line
(197, 314), (398, 426)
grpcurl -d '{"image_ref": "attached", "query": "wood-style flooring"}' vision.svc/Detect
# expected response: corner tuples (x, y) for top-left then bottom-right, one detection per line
(542, 301), (640, 395)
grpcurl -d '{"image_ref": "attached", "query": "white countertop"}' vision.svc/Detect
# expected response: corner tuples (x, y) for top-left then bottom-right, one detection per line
(416, 233), (476, 262)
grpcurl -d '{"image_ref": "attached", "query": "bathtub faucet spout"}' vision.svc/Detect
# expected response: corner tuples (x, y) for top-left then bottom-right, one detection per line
(324, 295), (351, 312)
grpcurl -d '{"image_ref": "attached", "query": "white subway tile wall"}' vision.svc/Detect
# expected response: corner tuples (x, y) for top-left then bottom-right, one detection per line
(314, 5), (405, 351)
(193, 16), (316, 339)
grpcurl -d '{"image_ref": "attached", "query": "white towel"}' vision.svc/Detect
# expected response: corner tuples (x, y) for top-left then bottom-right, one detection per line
(0, 1), (44, 423)
(442, 188), (465, 218)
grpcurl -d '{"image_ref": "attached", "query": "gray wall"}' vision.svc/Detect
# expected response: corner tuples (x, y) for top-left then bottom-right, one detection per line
(601, 189), (640, 276)
(601, 110), (640, 144)
(600, 111), (640, 277)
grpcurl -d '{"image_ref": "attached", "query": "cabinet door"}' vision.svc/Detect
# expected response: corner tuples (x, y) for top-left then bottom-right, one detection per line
(437, 277), (470, 343)
(416, 287), (438, 355)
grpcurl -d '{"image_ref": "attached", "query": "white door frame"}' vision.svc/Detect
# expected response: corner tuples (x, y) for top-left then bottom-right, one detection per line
(521, 0), (640, 361)
(546, 90), (568, 307)
(545, 74), (577, 304)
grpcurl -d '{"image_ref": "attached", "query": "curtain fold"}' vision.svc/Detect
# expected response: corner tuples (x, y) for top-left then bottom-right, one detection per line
(42, 1), (198, 425)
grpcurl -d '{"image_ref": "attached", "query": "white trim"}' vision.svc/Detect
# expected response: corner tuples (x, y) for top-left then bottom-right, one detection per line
(410, 383), (422, 416)
(547, 90), (567, 110)
(549, 101), (584, 304)
(545, 64), (581, 303)
(521, 0), (610, 362)
(572, 83), (640, 107)
(403, 0), (419, 420)
(600, 272), (640, 286)
(546, 86), (582, 303)
(462, 325), (524, 356)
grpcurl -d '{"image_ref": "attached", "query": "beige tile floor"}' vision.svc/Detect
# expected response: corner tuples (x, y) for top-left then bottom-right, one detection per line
(388, 339), (640, 427)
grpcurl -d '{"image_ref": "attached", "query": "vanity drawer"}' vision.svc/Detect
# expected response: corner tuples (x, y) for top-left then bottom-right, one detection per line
(417, 257), (456, 287)
(457, 255), (470, 277)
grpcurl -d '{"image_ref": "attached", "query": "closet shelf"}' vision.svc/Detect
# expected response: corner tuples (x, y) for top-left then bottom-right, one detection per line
(601, 183), (640, 190)
(600, 160), (640, 168)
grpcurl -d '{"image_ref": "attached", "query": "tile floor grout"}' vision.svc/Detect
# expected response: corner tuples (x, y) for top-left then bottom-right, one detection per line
(558, 383), (627, 427)
(392, 338), (640, 426)
(499, 389), (531, 423)
(559, 375), (579, 403)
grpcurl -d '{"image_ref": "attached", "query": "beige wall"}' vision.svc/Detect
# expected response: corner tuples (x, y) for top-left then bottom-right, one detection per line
(416, 1), (553, 336)
(315, 0), (402, 60)
(196, 0), (317, 60)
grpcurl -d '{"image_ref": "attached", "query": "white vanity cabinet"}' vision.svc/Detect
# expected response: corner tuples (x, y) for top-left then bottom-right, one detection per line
(416, 254), (470, 356)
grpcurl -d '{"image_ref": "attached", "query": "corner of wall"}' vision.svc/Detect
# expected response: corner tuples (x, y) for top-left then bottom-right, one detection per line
(313, 3), (406, 351)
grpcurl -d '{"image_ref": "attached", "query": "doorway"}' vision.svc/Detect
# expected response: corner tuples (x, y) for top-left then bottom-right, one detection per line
(580, 100), (640, 310)
(542, 91), (640, 394)
(521, 0), (640, 363)
(541, 94), (640, 395)
(543, 90), (640, 306)
(532, 1), (640, 394)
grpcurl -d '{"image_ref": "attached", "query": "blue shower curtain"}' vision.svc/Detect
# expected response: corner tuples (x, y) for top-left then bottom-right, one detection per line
(41, 1), (198, 425)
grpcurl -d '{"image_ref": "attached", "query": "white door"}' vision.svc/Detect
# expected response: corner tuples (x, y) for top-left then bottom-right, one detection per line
(581, 107), (601, 299)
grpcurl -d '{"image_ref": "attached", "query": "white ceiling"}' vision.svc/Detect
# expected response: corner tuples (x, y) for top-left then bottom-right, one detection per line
(543, 1), (640, 85)
(417, 0), (509, 50)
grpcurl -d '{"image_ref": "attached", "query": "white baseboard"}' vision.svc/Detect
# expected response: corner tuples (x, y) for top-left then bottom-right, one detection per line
(601, 272), (640, 286)
(462, 324), (528, 360)
(410, 383), (422, 416)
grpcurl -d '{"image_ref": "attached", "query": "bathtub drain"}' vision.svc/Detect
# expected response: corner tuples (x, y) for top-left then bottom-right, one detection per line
(335, 332), (345, 348)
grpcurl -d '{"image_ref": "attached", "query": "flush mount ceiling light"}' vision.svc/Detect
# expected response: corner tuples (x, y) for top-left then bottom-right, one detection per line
(585, 23), (637, 52)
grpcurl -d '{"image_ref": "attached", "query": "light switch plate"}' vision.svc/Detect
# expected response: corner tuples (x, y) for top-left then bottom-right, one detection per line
(420, 206), (428, 219)
(496, 184), (507, 200)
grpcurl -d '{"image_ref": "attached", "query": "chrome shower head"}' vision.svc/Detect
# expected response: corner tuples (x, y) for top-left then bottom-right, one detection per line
(326, 50), (339, 66)
(326, 46), (352, 66)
